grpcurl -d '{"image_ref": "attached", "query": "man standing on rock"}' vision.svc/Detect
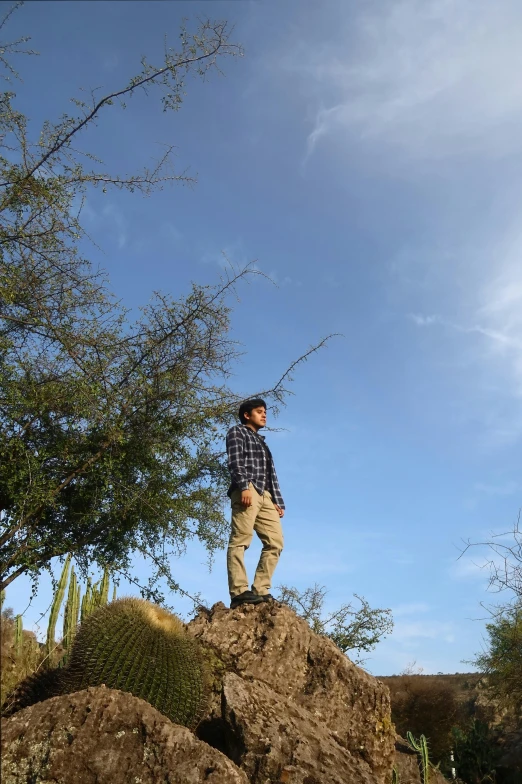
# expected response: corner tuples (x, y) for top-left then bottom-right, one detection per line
(226, 398), (285, 609)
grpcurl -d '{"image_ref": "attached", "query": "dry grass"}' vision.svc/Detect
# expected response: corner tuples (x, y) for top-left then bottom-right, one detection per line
(1, 608), (44, 707)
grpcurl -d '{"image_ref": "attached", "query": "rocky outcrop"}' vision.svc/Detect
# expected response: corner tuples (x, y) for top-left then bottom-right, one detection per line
(2, 599), (398, 784)
(189, 600), (395, 784)
(1, 686), (247, 784)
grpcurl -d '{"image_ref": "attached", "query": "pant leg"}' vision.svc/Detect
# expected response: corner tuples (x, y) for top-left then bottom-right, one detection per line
(251, 491), (284, 596)
(227, 483), (263, 598)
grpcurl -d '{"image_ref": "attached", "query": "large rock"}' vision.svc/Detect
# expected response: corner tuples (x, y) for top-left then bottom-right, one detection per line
(1, 686), (248, 784)
(220, 672), (379, 784)
(188, 601), (395, 783)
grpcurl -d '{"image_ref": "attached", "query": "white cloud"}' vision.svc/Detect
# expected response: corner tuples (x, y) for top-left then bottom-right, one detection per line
(280, 0), (522, 163)
(270, 1), (522, 446)
(474, 480), (520, 496)
(449, 551), (508, 587)
(409, 313), (441, 327)
(392, 619), (455, 644)
(393, 602), (430, 617)
(81, 199), (128, 250)
(201, 238), (257, 274)
(402, 226), (522, 444)
(102, 203), (127, 250)
(162, 222), (183, 245)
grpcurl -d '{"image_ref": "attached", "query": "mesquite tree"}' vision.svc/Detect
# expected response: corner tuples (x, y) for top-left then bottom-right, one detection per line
(0, 5), (330, 596)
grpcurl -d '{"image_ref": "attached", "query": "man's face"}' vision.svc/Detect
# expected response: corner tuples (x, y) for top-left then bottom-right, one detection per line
(245, 406), (267, 429)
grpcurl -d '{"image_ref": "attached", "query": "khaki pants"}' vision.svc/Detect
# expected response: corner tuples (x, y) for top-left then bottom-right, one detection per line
(227, 482), (284, 598)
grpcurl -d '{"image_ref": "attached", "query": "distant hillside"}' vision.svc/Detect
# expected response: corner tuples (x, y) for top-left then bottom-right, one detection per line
(379, 672), (520, 783)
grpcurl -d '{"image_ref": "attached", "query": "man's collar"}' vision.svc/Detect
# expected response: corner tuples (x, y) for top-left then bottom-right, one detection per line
(242, 424), (265, 440)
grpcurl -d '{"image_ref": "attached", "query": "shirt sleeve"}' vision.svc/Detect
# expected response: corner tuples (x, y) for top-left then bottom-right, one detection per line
(226, 427), (250, 491)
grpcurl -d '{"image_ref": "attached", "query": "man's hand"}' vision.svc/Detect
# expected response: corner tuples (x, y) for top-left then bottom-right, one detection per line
(274, 505), (284, 518)
(241, 489), (253, 507)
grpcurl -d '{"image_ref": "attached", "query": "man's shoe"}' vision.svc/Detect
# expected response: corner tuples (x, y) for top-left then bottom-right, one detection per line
(252, 591), (274, 602)
(230, 590), (265, 609)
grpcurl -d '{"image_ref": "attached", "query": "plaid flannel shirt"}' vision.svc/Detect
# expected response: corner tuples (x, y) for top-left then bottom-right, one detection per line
(226, 424), (285, 509)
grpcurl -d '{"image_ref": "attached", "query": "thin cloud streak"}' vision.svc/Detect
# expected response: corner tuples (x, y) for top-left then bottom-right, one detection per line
(282, 1), (522, 162)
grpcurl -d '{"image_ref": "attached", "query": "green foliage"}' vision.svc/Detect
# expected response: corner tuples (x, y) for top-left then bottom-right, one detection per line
(452, 719), (501, 784)
(472, 602), (522, 715)
(0, 9), (241, 595)
(3, 598), (209, 730)
(464, 513), (522, 717)
(277, 583), (393, 663)
(0, 6), (330, 598)
(391, 767), (401, 784)
(407, 732), (430, 784)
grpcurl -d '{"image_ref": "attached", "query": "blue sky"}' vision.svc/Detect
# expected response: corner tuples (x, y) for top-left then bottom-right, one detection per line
(4, 0), (522, 676)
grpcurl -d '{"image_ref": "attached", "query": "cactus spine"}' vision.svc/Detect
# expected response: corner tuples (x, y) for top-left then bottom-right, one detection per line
(407, 732), (430, 784)
(3, 598), (208, 728)
(45, 554), (71, 662)
(65, 598), (208, 729)
(14, 614), (23, 656)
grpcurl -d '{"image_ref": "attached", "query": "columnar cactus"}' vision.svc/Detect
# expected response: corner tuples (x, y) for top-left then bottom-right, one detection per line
(62, 567), (80, 655)
(407, 732), (430, 784)
(14, 615), (23, 657)
(45, 554), (71, 662)
(98, 566), (110, 606)
(79, 567), (112, 622)
(80, 578), (93, 623)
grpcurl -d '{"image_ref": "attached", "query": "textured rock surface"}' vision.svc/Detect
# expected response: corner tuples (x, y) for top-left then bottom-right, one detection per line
(220, 672), (379, 784)
(189, 601), (395, 783)
(1, 686), (248, 784)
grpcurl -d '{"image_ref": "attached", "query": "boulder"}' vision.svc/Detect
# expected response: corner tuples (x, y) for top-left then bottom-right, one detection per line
(188, 601), (395, 783)
(1, 685), (248, 784)
(220, 672), (379, 784)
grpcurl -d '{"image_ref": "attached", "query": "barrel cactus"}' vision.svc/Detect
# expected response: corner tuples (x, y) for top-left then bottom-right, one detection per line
(1, 667), (67, 718)
(66, 598), (208, 729)
(2, 599), (209, 730)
